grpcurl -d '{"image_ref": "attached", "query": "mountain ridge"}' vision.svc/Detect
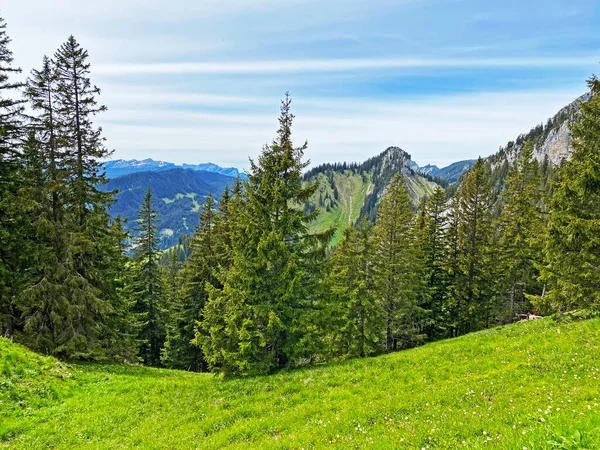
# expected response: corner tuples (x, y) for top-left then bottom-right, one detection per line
(488, 92), (590, 172)
(305, 146), (439, 245)
(103, 158), (245, 179)
(416, 160), (477, 183)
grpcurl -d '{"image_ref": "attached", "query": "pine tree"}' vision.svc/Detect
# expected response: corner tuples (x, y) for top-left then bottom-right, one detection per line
(0, 16), (26, 335)
(163, 194), (217, 371)
(444, 194), (462, 337)
(496, 142), (544, 319)
(454, 158), (496, 333)
(101, 216), (141, 362)
(0, 17), (24, 161)
(160, 248), (183, 368)
(199, 94), (331, 375)
(327, 222), (383, 358)
(540, 76), (600, 312)
(25, 55), (64, 223)
(54, 35), (109, 226)
(133, 187), (165, 366)
(373, 174), (427, 351)
(17, 38), (134, 360)
(419, 186), (450, 339)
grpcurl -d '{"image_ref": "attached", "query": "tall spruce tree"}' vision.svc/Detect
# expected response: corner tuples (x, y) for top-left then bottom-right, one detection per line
(0, 17), (24, 161)
(540, 76), (600, 312)
(16, 57), (69, 351)
(18, 37), (134, 360)
(419, 186), (450, 339)
(327, 222), (383, 358)
(496, 142), (544, 318)
(199, 94), (331, 375)
(133, 187), (165, 366)
(444, 194), (462, 337)
(163, 194), (218, 371)
(454, 158), (496, 333)
(373, 174), (427, 351)
(25, 55), (64, 223)
(0, 16), (26, 336)
(54, 35), (109, 226)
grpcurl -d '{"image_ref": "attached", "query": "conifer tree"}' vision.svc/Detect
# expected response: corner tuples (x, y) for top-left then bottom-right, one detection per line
(54, 35), (109, 226)
(444, 195), (462, 337)
(373, 174), (427, 351)
(17, 38), (134, 360)
(199, 94), (331, 375)
(163, 194), (217, 371)
(419, 186), (450, 339)
(102, 216), (141, 362)
(540, 76), (600, 311)
(212, 186), (233, 268)
(133, 187), (165, 366)
(496, 142), (544, 318)
(0, 16), (26, 335)
(455, 158), (496, 333)
(327, 222), (383, 358)
(161, 248), (184, 368)
(14, 58), (69, 349)
(0, 17), (24, 161)
(25, 55), (64, 223)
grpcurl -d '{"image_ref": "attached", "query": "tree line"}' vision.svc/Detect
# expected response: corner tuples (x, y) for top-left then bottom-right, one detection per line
(1, 17), (599, 376)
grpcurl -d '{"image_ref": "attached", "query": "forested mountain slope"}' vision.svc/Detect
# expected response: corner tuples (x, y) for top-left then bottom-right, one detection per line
(304, 146), (439, 246)
(3, 317), (600, 449)
(101, 168), (233, 248)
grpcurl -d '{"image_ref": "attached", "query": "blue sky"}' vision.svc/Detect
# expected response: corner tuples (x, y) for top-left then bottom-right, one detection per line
(3, 0), (599, 168)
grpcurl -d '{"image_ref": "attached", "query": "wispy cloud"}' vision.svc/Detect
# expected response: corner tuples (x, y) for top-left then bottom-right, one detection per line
(96, 56), (600, 75)
(100, 88), (585, 168)
(3, 0), (599, 169)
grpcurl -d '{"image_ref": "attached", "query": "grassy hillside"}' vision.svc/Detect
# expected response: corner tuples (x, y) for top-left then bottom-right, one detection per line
(307, 161), (437, 247)
(310, 171), (372, 247)
(2, 318), (600, 449)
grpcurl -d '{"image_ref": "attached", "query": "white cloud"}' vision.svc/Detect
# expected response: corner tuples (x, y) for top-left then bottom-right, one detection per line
(99, 87), (585, 168)
(94, 56), (599, 75)
(3, 0), (595, 172)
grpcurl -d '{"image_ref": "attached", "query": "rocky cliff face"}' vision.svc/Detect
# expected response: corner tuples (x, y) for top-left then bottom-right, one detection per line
(490, 92), (591, 171)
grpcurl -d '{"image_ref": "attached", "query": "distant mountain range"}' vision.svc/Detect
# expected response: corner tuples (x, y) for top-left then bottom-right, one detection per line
(102, 92), (585, 250)
(101, 168), (234, 249)
(103, 158), (245, 179)
(415, 160), (477, 183)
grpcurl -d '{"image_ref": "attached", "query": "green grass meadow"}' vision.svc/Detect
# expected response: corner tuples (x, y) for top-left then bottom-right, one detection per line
(2, 318), (600, 449)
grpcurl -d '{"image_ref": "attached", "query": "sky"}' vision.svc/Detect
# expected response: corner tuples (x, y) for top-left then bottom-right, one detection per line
(2, 0), (599, 169)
